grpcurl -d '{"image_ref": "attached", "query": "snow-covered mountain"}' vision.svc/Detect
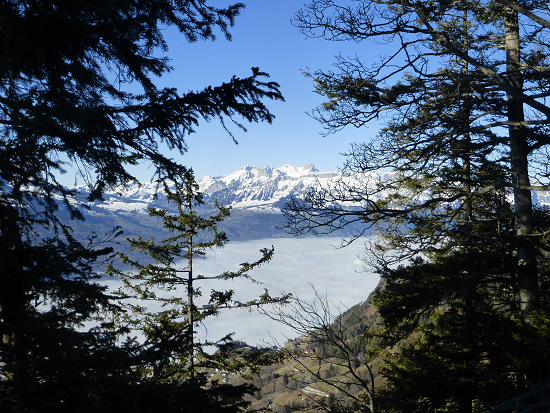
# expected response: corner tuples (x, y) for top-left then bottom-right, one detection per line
(198, 163), (325, 211)
(49, 163), (381, 246)
(35, 162), (550, 249)
(80, 163), (394, 214)
(64, 163), (550, 218)
(199, 163), (390, 212)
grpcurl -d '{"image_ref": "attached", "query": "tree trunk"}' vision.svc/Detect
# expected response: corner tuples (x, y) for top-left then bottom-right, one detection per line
(504, 5), (540, 320)
(187, 236), (195, 376)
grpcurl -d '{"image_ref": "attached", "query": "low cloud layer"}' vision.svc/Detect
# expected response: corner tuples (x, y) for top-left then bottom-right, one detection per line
(192, 237), (379, 347)
(106, 237), (380, 348)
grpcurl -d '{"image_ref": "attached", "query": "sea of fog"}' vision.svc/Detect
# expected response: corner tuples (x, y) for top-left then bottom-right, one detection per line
(104, 236), (380, 348)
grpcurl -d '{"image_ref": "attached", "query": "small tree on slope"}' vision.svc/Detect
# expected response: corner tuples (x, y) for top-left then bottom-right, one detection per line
(108, 171), (290, 391)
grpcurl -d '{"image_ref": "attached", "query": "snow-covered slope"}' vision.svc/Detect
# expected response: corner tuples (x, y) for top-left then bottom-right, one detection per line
(78, 163), (394, 214)
(199, 163), (341, 212)
(62, 163), (550, 215)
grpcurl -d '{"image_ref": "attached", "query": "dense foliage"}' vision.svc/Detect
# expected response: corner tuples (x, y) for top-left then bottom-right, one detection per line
(284, 1), (550, 412)
(0, 1), (282, 411)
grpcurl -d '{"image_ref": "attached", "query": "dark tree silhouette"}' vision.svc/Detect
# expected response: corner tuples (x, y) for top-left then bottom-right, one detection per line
(0, 1), (283, 411)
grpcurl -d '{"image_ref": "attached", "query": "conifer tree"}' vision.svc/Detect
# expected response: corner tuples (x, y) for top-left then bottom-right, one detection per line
(108, 171), (290, 388)
(0, 1), (283, 411)
(286, 0), (550, 314)
(284, 1), (550, 410)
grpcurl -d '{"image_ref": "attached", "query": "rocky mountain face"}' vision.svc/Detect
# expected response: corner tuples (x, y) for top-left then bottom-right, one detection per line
(52, 163), (550, 247)
(73, 163), (393, 215)
(199, 163), (346, 212)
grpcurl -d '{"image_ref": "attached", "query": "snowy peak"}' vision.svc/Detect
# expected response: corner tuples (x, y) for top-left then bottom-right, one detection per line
(53, 163), (550, 218)
(202, 163), (319, 187)
(197, 164), (341, 212)
(67, 164), (392, 214)
(277, 162), (318, 177)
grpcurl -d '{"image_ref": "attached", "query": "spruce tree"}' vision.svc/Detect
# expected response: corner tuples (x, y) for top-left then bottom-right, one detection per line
(284, 1), (550, 410)
(0, 1), (283, 411)
(108, 171), (290, 396)
(287, 0), (550, 314)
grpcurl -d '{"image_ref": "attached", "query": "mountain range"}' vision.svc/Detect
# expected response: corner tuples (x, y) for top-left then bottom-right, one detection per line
(75, 163), (393, 215)
(53, 163), (550, 249)
(67, 162), (550, 215)
(54, 163), (384, 246)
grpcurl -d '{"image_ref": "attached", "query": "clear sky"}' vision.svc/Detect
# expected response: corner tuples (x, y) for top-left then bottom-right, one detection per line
(125, 0), (381, 182)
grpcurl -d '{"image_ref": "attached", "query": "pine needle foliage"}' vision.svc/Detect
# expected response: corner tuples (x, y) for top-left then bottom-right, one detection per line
(283, 1), (550, 411)
(0, 1), (283, 411)
(108, 170), (290, 387)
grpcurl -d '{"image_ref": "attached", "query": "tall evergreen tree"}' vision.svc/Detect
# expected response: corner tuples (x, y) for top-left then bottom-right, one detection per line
(0, 1), (283, 411)
(284, 0), (550, 410)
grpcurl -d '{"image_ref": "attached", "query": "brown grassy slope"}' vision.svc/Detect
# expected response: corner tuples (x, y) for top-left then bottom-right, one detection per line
(217, 279), (385, 412)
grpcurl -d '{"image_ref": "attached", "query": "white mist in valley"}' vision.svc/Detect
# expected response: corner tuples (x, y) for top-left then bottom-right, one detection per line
(105, 236), (379, 348)
(194, 236), (381, 347)
(110, 237), (379, 348)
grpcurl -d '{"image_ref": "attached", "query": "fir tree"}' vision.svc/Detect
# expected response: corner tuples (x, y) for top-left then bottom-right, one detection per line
(0, 1), (283, 411)
(108, 171), (290, 392)
(286, 0), (550, 318)
(284, 1), (550, 411)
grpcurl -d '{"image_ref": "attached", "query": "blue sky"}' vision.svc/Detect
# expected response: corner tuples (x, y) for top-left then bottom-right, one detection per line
(128, 1), (381, 182)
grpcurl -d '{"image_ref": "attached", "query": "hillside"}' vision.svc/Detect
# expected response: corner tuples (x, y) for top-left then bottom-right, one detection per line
(212, 282), (386, 413)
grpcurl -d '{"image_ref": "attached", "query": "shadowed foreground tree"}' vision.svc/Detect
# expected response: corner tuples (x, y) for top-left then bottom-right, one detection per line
(372, 221), (550, 412)
(286, 0), (550, 318)
(0, 1), (283, 411)
(284, 0), (550, 411)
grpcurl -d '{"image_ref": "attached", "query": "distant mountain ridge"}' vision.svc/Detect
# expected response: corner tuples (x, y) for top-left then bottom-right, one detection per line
(199, 163), (327, 212)
(50, 163), (550, 247)
(59, 162), (550, 217)
(70, 163), (396, 215)
(199, 163), (365, 212)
